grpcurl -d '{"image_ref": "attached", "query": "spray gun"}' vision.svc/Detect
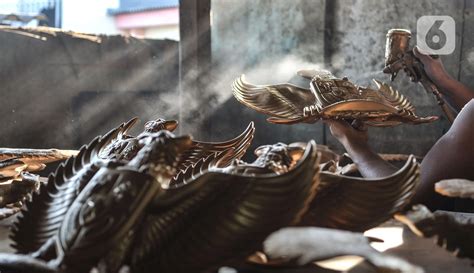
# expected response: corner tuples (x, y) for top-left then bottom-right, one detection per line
(383, 29), (456, 123)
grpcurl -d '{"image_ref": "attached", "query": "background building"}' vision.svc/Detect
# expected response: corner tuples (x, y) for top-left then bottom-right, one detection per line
(61, 0), (120, 35)
(108, 0), (179, 40)
(0, 0), (179, 39)
(0, 0), (58, 27)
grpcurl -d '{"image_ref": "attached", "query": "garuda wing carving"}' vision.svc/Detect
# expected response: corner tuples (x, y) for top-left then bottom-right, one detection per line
(99, 118), (255, 187)
(10, 122), (129, 254)
(233, 75), (317, 124)
(129, 141), (320, 273)
(233, 70), (437, 126)
(170, 122), (255, 186)
(300, 155), (420, 232)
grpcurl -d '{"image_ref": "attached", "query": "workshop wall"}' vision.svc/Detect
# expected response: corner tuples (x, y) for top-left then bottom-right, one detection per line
(0, 28), (179, 149)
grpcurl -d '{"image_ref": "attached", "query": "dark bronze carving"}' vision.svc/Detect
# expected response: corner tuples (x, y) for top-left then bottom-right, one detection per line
(170, 121), (255, 187)
(0, 253), (55, 272)
(11, 124), (129, 254)
(396, 205), (474, 260)
(300, 155), (420, 232)
(99, 117), (178, 161)
(98, 117), (255, 187)
(129, 141), (320, 273)
(3, 118), (267, 272)
(1, 115), (425, 272)
(9, 124), (194, 272)
(262, 227), (423, 273)
(3, 138), (320, 273)
(232, 70), (437, 126)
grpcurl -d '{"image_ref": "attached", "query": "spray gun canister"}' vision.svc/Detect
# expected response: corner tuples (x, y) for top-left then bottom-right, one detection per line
(383, 28), (455, 122)
(384, 29), (411, 67)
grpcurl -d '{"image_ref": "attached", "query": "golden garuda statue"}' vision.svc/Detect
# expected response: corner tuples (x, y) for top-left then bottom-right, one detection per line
(233, 69), (438, 126)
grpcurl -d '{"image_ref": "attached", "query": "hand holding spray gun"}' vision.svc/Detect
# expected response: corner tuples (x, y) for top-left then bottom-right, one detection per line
(383, 29), (456, 123)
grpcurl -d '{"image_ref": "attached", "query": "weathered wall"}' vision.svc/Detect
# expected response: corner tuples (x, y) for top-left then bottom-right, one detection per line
(0, 28), (179, 149)
(208, 0), (473, 157)
(460, 0), (474, 88)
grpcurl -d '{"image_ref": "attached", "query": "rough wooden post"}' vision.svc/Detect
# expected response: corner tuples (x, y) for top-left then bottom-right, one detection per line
(178, 0), (211, 136)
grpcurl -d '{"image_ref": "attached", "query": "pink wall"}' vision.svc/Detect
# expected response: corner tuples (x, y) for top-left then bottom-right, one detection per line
(114, 8), (179, 29)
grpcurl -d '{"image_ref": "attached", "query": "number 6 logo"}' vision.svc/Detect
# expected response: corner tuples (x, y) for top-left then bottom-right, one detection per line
(417, 16), (455, 55)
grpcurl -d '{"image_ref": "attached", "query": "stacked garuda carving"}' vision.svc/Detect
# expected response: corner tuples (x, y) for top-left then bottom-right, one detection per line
(0, 148), (78, 219)
(0, 115), (425, 273)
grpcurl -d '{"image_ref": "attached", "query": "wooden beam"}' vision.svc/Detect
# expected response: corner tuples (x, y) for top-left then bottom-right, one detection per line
(178, 0), (211, 135)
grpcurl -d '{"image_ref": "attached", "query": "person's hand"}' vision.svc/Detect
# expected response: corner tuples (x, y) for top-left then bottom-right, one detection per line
(413, 46), (452, 87)
(325, 119), (369, 149)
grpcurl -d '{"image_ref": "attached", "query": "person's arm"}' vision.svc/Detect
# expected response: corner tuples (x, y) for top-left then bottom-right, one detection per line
(411, 99), (474, 209)
(413, 47), (474, 112)
(328, 100), (474, 210)
(326, 120), (397, 178)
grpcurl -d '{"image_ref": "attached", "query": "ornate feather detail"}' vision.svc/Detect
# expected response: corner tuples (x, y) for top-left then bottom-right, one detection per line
(131, 154), (225, 270)
(316, 80), (436, 126)
(10, 122), (128, 253)
(232, 75), (316, 124)
(170, 122), (255, 186)
(130, 141), (320, 273)
(300, 155), (420, 232)
(171, 151), (225, 187)
(373, 79), (416, 113)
